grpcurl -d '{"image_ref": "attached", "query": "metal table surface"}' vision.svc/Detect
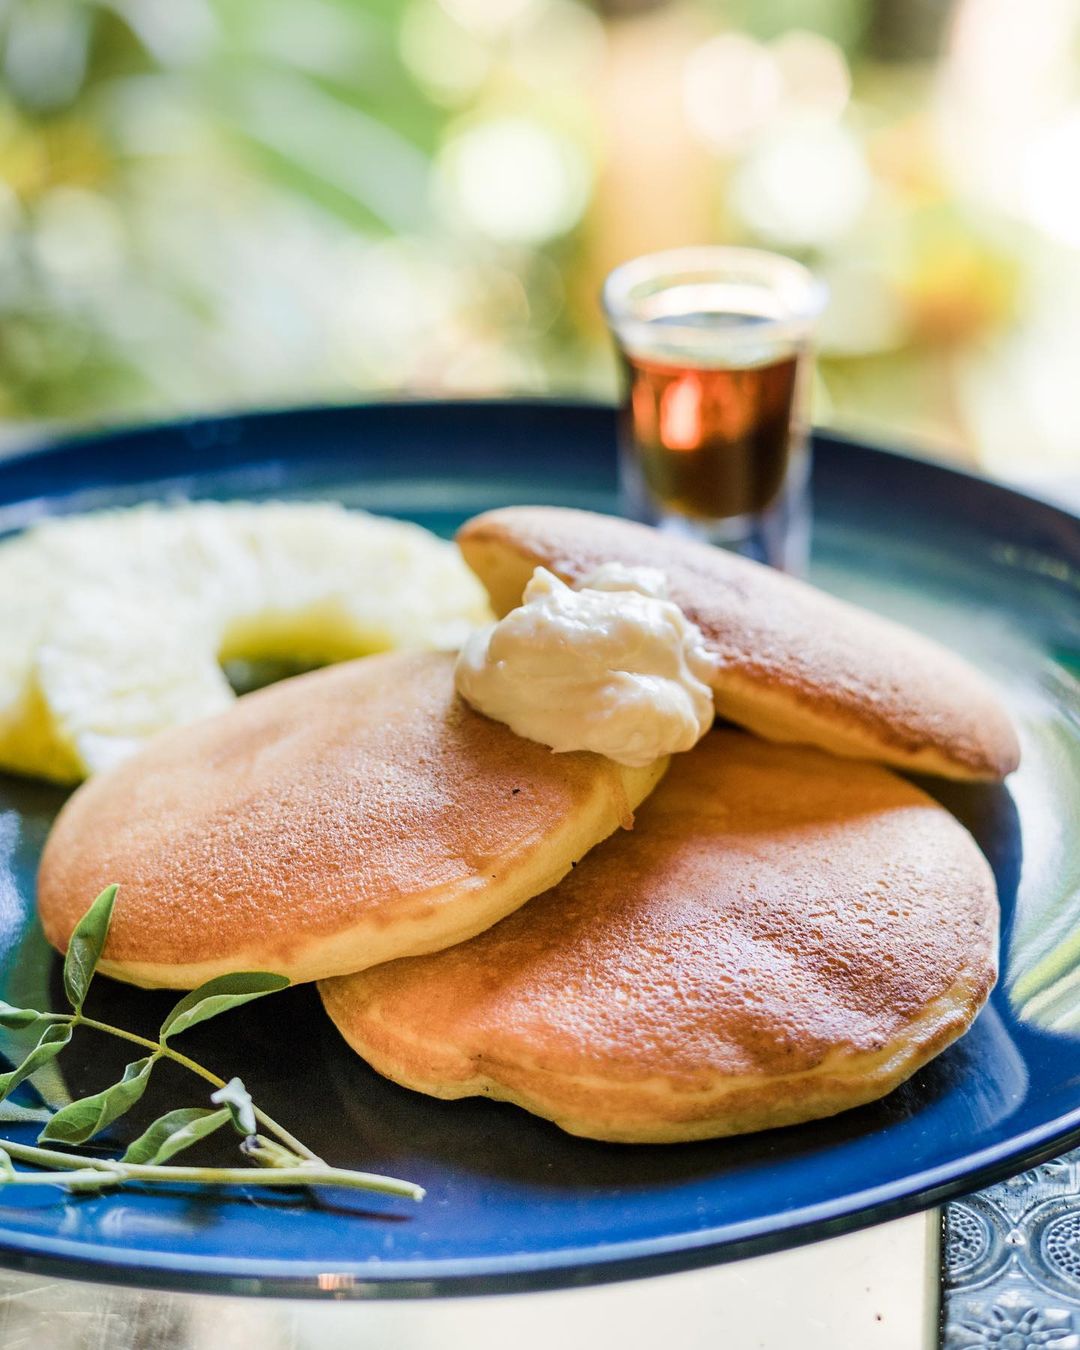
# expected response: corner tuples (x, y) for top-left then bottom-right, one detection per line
(0, 1212), (938, 1350)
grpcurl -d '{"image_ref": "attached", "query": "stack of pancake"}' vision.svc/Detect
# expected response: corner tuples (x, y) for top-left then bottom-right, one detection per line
(37, 508), (1017, 1144)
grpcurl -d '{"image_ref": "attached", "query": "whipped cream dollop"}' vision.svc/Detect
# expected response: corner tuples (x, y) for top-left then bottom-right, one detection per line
(454, 563), (718, 766)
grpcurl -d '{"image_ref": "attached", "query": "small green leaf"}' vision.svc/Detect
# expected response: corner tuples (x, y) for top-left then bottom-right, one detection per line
(63, 885), (118, 1012)
(0, 1023), (72, 1102)
(0, 1147), (13, 1179)
(0, 1001), (48, 1030)
(121, 1107), (231, 1165)
(39, 1055), (156, 1146)
(210, 1077), (256, 1137)
(159, 972), (289, 1041)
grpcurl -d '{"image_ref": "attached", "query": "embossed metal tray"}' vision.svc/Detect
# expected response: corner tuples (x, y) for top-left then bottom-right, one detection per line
(0, 400), (1076, 1297)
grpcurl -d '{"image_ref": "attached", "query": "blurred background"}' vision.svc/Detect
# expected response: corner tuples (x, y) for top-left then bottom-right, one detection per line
(1, 0), (1079, 502)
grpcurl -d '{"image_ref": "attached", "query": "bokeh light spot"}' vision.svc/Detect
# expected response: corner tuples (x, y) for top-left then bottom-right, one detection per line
(771, 30), (850, 120)
(731, 120), (870, 247)
(683, 33), (782, 155)
(400, 1), (491, 106)
(437, 117), (591, 244)
(1022, 108), (1080, 249)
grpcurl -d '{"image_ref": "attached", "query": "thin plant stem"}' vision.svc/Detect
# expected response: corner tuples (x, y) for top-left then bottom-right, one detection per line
(72, 1015), (319, 1163)
(0, 889), (422, 1205)
(0, 1139), (423, 1199)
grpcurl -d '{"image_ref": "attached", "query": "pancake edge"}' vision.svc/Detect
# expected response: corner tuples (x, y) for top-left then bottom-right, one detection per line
(50, 754), (669, 990)
(319, 964), (994, 1145)
(457, 511), (1021, 783)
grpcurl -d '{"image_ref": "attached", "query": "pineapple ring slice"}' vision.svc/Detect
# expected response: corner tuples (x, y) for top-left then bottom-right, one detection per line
(37, 589), (235, 778)
(0, 501), (491, 783)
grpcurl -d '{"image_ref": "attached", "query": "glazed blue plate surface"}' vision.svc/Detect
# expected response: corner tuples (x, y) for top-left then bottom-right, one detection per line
(0, 401), (1076, 1297)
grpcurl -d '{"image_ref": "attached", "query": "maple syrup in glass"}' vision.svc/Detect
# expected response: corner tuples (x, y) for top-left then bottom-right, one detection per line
(603, 249), (826, 573)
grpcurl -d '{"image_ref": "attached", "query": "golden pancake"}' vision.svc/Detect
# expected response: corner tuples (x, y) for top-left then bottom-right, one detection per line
(457, 506), (1019, 782)
(37, 652), (666, 990)
(320, 731), (998, 1143)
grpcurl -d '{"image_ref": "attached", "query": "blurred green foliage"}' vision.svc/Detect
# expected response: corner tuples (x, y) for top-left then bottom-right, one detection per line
(0, 0), (1077, 489)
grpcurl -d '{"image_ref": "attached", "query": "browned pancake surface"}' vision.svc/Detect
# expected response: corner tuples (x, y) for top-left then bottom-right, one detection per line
(320, 731), (998, 1141)
(457, 506), (1019, 781)
(37, 651), (664, 987)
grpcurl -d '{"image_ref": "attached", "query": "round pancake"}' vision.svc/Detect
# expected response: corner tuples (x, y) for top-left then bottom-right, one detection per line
(457, 506), (1019, 782)
(320, 730), (998, 1143)
(37, 651), (667, 990)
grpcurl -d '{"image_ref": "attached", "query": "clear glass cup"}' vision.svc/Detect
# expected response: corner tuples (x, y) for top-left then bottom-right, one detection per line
(602, 246), (827, 574)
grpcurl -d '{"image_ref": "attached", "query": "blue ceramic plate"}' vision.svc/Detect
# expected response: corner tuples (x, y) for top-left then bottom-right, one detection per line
(0, 401), (1076, 1297)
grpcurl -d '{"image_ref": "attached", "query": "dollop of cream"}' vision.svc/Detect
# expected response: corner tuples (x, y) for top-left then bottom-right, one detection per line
(454, 564), (718, 766)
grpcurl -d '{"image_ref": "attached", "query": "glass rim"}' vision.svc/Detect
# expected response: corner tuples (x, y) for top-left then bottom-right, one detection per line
(602, 245), (828, 353)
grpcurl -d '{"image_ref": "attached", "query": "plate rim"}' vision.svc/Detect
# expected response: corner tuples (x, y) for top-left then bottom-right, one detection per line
(0, 397), (1075, 1299)
(0, 1108), (1078, 1299)
(3, 396), (1077, 538)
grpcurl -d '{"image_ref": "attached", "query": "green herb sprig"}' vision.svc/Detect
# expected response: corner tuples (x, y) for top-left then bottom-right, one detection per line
(0, 886), (423, 1202)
